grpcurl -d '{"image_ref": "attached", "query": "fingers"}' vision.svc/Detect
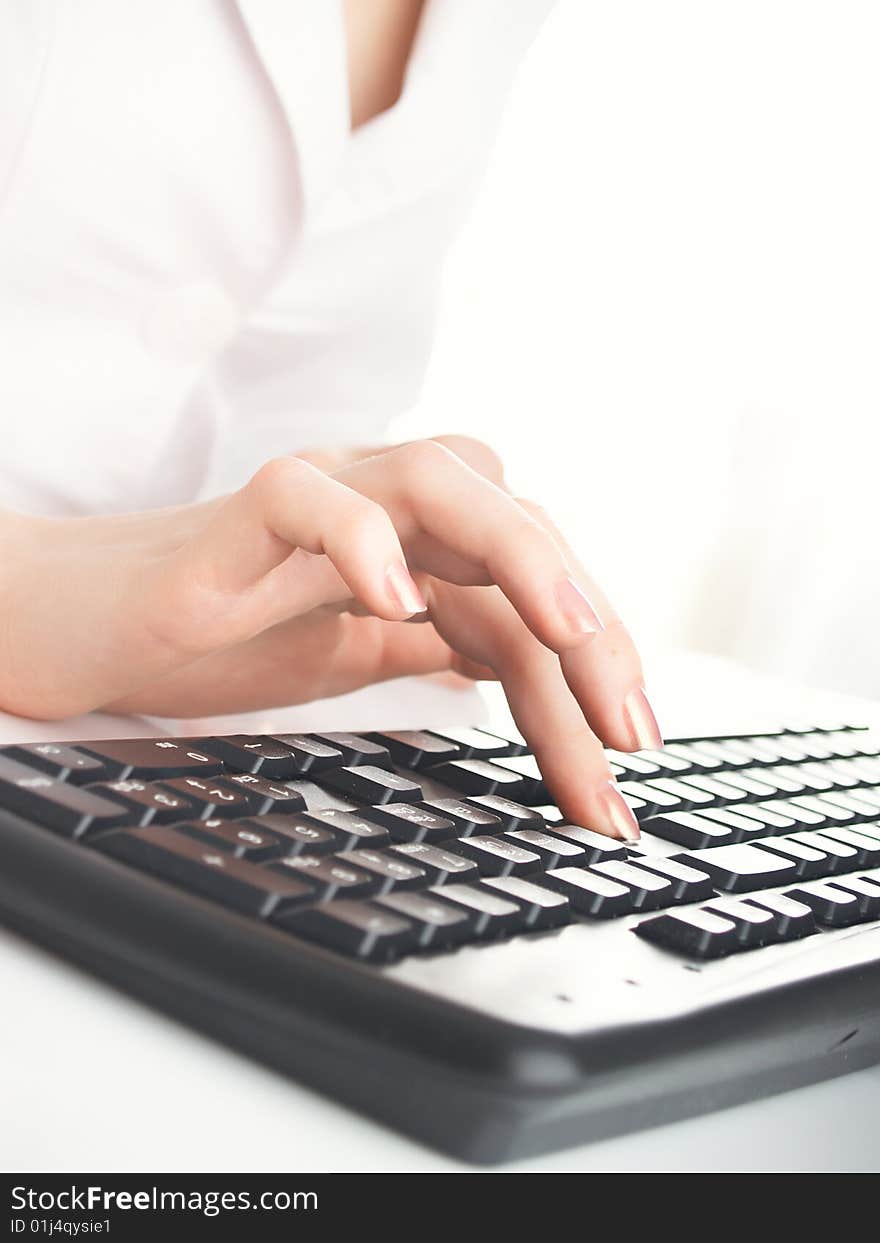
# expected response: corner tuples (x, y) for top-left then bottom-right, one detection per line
(424, 580), (640, 840)
(333, 440), (660, 755)
(152, 439), (659, 776)
(498, 643), (641, 842)
(161, 456), (430, 654)
(424, 435), (507, 487)
(558, 622), (661, 754)
(515, 498), (663, 753)
(335, 442), (605, 656)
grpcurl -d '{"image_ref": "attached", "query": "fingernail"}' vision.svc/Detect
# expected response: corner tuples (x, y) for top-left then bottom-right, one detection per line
(597, 779), (641, 841)
(555, 576), (603, 637)
(623, 686), (664, 751)
(386, 562), (428, 617)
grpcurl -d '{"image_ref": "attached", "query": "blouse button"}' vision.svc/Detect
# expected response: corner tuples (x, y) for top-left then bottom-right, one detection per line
(141, 282), (242, 363)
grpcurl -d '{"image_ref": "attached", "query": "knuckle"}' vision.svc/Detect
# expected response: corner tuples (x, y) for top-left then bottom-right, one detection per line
(143, 561), (218, 657)
(601, 614), (635, 652)
(248, 455), (314, 508)
(514, 495), (552, 527)
(394, 438), (455, 480)
(513, 507), (559, 553)
(430, 435), (505, 483)
(339, 495), (394, 550)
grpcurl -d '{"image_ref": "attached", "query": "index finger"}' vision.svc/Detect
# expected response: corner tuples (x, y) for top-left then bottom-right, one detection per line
(335, 442), (606, 655)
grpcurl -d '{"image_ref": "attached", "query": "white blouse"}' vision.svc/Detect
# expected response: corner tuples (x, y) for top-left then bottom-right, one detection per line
(0, 0), (553, 517)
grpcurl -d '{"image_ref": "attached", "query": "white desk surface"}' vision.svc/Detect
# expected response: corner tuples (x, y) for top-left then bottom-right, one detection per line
(2, 648), (879, 1173)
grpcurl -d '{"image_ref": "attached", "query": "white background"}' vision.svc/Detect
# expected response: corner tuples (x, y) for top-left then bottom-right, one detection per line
(394, 0), (880, 700)
(4, 0), (880, 1175)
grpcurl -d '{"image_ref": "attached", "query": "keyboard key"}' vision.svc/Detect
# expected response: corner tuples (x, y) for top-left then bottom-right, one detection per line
(788, 794), (855, 825)
(707, 769), (781, 800)
(218, 773), (307, 814)
(90, 779), (202, 826)
(388, 842), (479, 884)
(703, 898), (780, 947)
(174, 818), (287, 862)
(235, 815), (340, 856)
(504, 828), (586, 869)
(722, 738), (793, 767)
(840, 759), (880, 785)
(269, 855), (378, 901)
(781, 764), (835, 793)
(366, 730), (460, 768)
(820, 790), (880, 821)
(680, 740), (754, 768)
(275, 779), (342, 813)
(631, 748), (695, 776)
(676, 843), (799, 892)
(449, 835), (541, 877)
(617, 789), (648, 817)
(298, 810), (390, 849)
(532, 804), (565, 825)
(374, 892), (474, 949)
(311, 733), (391, 767)
(604, 750), (663, 778)
(750, 766), (812, 796)
(714, 802), (798, 835)
(334, 849), (427, 894)
(360, 803), (458, 843)
(845, 786), (880, 811)
(482, 876), (571, 930)
(545, 824), (629, 862)
(617, 780), (682, 817)
(832, 732), (880, 758)
(751, 834), (831, 880)
(643, 811), (740, 849)
(96, 826), (314, 916)
(816, 825), (880, 868)
(631, 856), (714, 902)
(416, 797), (503, 835)
(590, 860), (675, 910)
(761, 799), (827, 829)
(635, 907), (739, 959)
(196, 736), (305, 778)
(755, 736), (821, 764)
(267, 734), (345, 773)
(542, 867), (634, 917)
(429, 758), (527, 797)
(281, 900), (415, 962)
(75, 739), (224, 780)
(829, 874), (880, 919)
(661, 743), (725, 772)
(0, 755), (130, 838)
(436, 883), (524, 937)
(788, 831), (861, 874)
(674, 774), (749, 805)
(747, 892), (816, 940)
(427, 726), (521, 758)
(463, 794), (544, 829)
(157, 776), (256, 820)
(786, 881), (865, 927)
(2, 742), (111, 784)
(647, 777), (715, 808)
(812, 762), (862, 790)
(792, 736), (836, 761)
(700, 806), (783, 838)
(489, 754), (548, 803)
(320, 765), (423, 804)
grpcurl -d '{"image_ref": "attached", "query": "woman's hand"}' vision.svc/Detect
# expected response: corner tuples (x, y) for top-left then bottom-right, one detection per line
(0, 437), (661, 839)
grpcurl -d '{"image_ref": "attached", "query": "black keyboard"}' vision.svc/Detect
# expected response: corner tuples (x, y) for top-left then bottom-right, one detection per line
(2, 722), (880, 1161)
